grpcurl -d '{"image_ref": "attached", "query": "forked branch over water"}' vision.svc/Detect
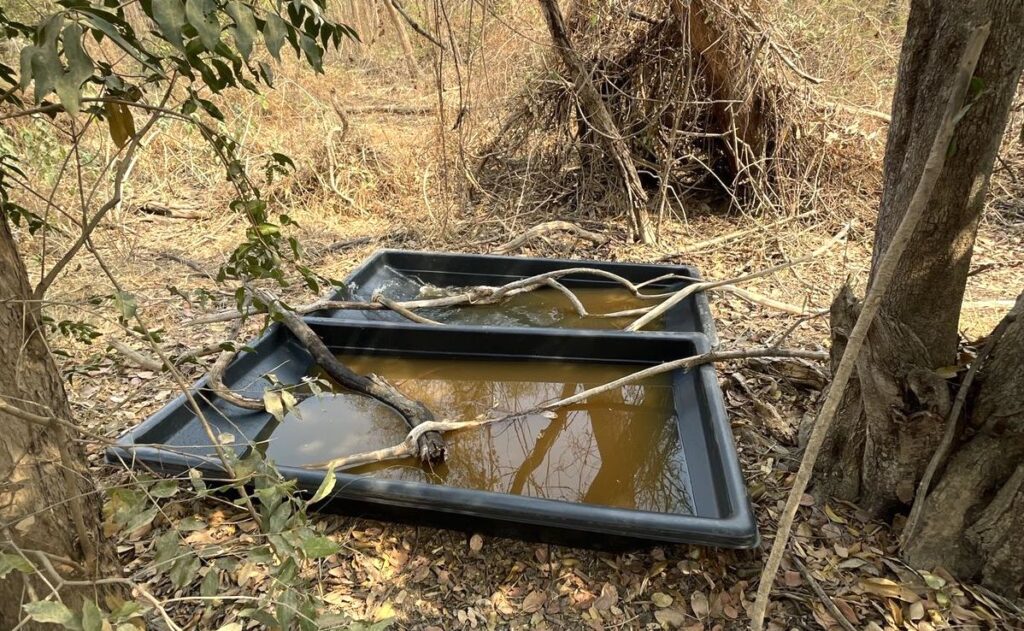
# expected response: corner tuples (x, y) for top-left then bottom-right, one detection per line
(246, 287), (447, 463)
(307, 346), (828, 471)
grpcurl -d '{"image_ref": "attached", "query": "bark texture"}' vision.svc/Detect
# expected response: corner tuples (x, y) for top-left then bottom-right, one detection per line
(904, 295), (1024, 596)
(0, 220), (112, 627)
(811, 0), (1024, 516)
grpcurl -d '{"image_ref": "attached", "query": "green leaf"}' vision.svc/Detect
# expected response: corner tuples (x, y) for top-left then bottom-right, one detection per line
(185, 0), (221, 51)
(153, 531), (180, 566)
(29, 49), (57, 104)
(109, 601), (144, 623)
(263, 13), (287, 61)
(169, 553), (201, 588)
(55, 75), (81, 116)
(307, 465), (336, 506)
(151, 0), (188, 51)
(0, 552), (34, 578)
(301, 535), (340, 558)
(150, 479), (179, 498)
(63, 24), (93, 85)
(113, 290), (137, 321)
(276, 588), (298, 630)
(123, 506), (158, 533)
(225, 1), (257, 60)
(23, 601), (75, 626)
(188, 468), (207, 493)
(200, 568), (220, 597)
(54, 24), (93, 115)
(18, 45), (37, 90)
(82, 14), (162, 76)
(81, 600), (103, 631)
(297, 33), (322, 72)
(257, 222), (279, 236)
(268, 498), (291, 533)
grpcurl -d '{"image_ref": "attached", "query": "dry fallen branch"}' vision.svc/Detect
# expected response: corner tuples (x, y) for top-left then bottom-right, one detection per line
(627, 222), (850, 330)
(108, 339), (163, 371)
(794, 557), (858, 631)
(107, 337), (228, 370)
(206, 321), (264, 411)
(492, 220), (609, 254)
(186, 266), (688, 326)
(189, 255), (826, 331)
(749, 26), (991, 631)
(247, 287), (446, 462)
(309, 346), (828, 471)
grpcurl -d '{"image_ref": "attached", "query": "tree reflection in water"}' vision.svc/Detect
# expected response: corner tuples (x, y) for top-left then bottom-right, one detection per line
(265, 356), (691, 515)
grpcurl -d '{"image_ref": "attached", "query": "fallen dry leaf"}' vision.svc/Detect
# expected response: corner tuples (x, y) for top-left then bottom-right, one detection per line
(784, 570), (802, 587)
(654, 607), (687, 628)
(691, 591), (709, 618)
(593, 583), (618, 611)
(522, 590), (547, 613)
(652, 592), (673, 608)
(469, 533), (483, 552)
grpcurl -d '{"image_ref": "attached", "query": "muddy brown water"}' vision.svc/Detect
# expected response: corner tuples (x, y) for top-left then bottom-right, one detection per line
(403, 286), (666, 330)
(261, 355), (691, 514)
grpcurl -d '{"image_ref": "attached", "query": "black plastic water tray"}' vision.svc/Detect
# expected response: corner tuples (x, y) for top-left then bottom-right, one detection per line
(316, 249), (717, 341)
(107, 321), (755, 549)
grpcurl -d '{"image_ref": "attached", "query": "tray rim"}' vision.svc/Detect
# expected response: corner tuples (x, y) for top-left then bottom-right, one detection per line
(313, 248), (719, 344)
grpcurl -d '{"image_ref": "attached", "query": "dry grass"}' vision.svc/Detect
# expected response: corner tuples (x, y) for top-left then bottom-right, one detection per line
(2, 0), (1023, 627)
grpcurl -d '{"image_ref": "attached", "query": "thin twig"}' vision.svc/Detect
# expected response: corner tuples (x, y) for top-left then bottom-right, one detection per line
(108, 339), (164, 371)
(31, 87), (173, 301)
(388, 0), (445, 49)
(628, 222), (851, 331)
(749, 25), (991, 631)
(794, 558), (858, 631)
(492, 220), (608, 254)
(373, 292), (442, 325)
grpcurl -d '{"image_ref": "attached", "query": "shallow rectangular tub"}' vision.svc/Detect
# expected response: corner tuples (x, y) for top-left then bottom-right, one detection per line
(107, 321), (754, 548)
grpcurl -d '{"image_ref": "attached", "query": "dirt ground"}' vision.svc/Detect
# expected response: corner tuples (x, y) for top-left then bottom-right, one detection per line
(8, 0), (1024, 629)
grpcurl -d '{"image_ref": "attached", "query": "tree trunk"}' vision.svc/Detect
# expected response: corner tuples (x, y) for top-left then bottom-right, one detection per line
(811, 0), (1024, 516)
(383, 0), (423, 83)
(537, 0), (656, 244)
(0, 220), (114, 626)
(904, 294), (1024, 597)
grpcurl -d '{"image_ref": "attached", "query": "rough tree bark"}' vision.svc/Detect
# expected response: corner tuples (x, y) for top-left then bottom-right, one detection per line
(808, 0), (1024, 596)
(537, 0), (656, 244)
(904, 294), (1024, 595)
(0, 220), (114, 626)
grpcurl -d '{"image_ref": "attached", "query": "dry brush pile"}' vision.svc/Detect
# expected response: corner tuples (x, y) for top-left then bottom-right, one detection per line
(473, 0), (873, 237)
